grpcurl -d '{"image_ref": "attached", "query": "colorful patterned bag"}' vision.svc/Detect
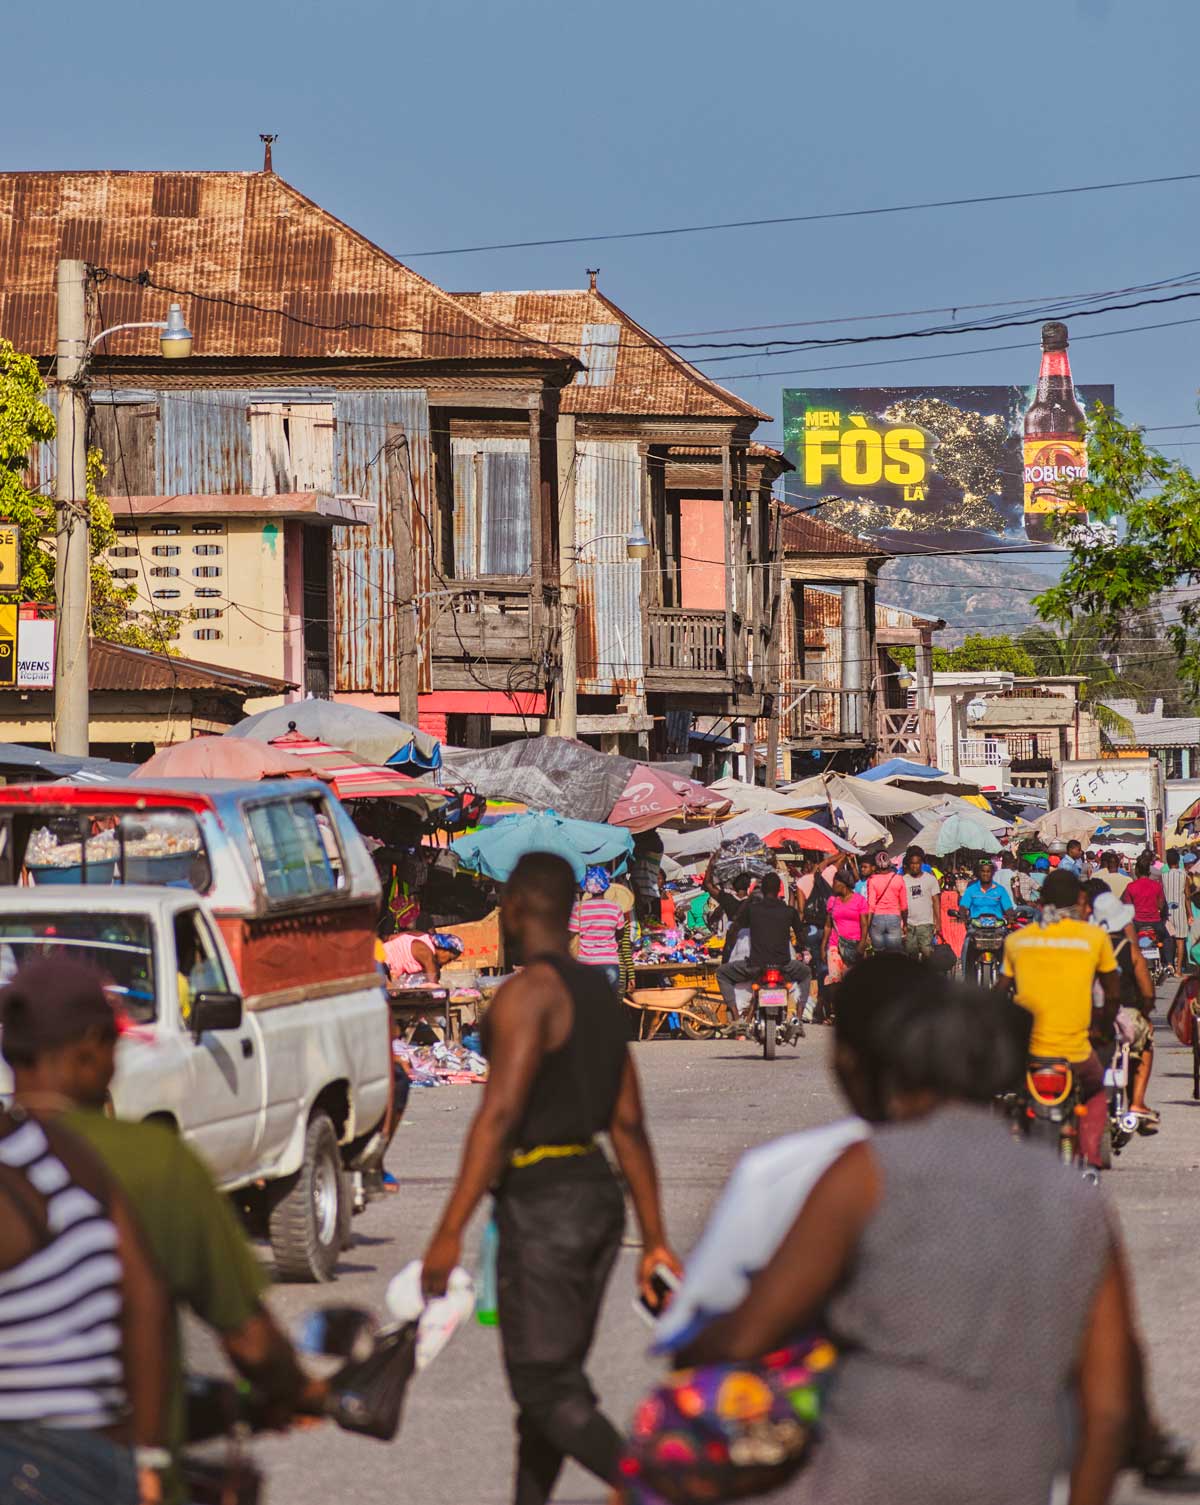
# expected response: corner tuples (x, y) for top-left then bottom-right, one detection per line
(617, 1335), (837, 1504)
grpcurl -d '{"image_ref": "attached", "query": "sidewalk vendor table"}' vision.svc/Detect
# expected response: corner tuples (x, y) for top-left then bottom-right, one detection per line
(387, 984), (473, 1044)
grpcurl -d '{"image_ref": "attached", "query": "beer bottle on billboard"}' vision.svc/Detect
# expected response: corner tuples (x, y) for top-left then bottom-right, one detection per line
(1023, 320), (1088, 542)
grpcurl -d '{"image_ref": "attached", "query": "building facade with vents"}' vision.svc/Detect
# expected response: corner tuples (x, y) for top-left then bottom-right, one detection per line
(1, 168), (783, 750)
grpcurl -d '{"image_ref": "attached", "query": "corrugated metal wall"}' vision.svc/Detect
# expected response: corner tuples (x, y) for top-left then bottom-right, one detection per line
(574, 439), (643, 695)
(450, 437), (531, 578)
(68, 383), (429, 696)
(332, 389), (430, 694)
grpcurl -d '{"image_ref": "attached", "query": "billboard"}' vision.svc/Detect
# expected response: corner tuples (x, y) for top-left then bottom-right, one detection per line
(783, 376), (1114, 551)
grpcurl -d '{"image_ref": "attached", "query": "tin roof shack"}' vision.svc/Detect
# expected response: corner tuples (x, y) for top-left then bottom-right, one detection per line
(453, 281), (778, 751)
(0, 641), (293, 762)
(0, 166), (579, 737)
(775, 510), (943, 775)
(1103, 698), (1200, 781)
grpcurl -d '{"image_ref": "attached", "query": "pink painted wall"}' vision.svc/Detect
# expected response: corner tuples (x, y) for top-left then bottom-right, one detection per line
(679, 498), (727, 609)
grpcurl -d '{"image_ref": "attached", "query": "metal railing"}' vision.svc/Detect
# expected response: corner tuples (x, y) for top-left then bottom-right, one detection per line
(957, 738), (1011, 766)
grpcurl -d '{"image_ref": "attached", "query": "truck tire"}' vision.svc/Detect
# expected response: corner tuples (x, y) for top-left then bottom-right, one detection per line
(268, 1113), (345, 1283)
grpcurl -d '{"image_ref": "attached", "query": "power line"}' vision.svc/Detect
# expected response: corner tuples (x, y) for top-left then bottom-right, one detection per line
(394, 170), (1200, 258)
(726, 308), (1200, 380)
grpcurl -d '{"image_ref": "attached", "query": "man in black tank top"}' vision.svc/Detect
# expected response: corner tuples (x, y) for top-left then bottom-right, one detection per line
(422, 852), (680, 1505)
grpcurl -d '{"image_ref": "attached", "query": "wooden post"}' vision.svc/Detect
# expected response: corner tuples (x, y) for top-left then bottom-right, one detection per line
(722, 444), (735, 688)
(528, 399), (545, 645)
(389, 424), (419, 726)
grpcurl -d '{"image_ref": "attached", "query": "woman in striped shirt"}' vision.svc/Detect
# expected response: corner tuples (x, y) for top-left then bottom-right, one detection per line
(569, 867), (626, 995)
(0, 1102), (169, 1504)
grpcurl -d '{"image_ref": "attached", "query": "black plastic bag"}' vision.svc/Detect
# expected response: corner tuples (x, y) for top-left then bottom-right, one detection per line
(328, 1322), (419, 1442)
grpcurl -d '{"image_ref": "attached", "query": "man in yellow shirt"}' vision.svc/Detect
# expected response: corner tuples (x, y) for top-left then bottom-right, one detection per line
(997, 870), (1120, 1169)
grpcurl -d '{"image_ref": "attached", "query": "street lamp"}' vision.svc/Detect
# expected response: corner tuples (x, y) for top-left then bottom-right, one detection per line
(54, 261), (194, 756)
(88, 302), (194, 360)
(572, 529), (651, 560)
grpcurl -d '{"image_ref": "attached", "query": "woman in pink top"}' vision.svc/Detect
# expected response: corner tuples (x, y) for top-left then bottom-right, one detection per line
(822, 869), (869, 982)
(1126, 852), (1169, 968)
(383, 930), (464, 983)
(865, 851), (907, 953)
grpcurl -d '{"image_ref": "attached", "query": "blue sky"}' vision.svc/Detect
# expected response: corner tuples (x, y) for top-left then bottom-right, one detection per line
(10, 0), (1199, 459)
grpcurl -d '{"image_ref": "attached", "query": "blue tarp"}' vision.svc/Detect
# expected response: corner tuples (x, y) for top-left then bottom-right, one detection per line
(858, 759), (948, 782)
(0, 744), (136, 781)
(451, 810), (634, 884)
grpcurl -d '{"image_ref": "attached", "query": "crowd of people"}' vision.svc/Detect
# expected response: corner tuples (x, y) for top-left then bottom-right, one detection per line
(419, 851), (1184, 1505)
(0, 830), (1187, 1505)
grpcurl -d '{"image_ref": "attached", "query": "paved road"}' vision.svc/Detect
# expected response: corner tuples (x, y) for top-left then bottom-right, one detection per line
(214, 1009), (1200, 1503)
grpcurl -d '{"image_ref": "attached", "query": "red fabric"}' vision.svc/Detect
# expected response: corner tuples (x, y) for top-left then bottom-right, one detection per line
(763, 826), (840, 853)
(939, 889), (967, 958)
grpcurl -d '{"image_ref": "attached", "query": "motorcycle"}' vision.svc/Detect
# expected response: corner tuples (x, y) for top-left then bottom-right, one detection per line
(1104, 1036), (1139, 1162)
(1003, 1057), (1095, 1182)
(1136, 926), (1164, 987)
(183, 1306), (416, 1503)
(961, 914), (1008, 988)
(750, 966), (803, 1060)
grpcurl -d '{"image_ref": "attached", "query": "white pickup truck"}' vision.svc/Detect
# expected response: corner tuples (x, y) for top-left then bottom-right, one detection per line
(0, 885), (391, 1282)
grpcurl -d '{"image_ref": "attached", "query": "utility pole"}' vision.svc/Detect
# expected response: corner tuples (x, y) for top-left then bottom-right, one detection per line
(388, 425), (420, 727)
(54, 259), (90, 756)
(557, 413), (577, 739)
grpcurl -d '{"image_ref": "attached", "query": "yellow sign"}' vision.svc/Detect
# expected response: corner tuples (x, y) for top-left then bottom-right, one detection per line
(0, 604), (16, 687)
(0, 526), (18, 591)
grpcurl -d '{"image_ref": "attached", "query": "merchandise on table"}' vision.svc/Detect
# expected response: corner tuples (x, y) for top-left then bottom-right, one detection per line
(632, 926), (710, 967)
(393, 1038), (488, 1087)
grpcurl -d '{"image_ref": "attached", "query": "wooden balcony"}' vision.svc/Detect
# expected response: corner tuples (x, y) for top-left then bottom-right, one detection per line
(645, 607), (728, 691)
(428, 581), (555, 692)
(781, 684), (873, 744)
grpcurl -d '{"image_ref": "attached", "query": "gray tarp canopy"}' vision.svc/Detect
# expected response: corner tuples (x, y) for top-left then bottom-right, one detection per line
(0, 743), (136, 781)
(225, 700), (440, 771)
(440, 737), (635, 824)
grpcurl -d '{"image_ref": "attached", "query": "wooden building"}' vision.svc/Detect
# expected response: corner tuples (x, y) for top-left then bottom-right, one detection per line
(1, 169), (784, 751)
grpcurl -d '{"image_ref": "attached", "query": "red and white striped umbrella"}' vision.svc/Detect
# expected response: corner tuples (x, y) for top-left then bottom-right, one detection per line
(267, 731), (449, 814)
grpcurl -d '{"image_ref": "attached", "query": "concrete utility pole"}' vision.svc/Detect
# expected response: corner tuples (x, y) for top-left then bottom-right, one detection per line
(54, 260), (90, 756)
(557, 414), (578, 739)
(388, 425), (420, 727)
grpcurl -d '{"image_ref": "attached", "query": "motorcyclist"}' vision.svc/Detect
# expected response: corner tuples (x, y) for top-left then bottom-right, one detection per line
(717, 872), (810, 1030)
(993, 870), (1121, 1170)
(957, 859), (1014, 980)
(1089, 884), (1159, 1131)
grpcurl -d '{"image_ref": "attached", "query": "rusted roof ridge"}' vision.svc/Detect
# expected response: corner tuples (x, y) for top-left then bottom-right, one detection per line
(266, 175), (578, 363)
(588, 286), (769, 422)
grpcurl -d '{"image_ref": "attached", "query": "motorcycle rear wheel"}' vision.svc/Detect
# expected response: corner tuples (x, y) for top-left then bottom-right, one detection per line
(763, 1017), (776, 1061)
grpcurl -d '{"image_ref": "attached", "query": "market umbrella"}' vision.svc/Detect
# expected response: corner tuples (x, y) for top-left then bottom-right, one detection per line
(451, 810), (634, 884)
(267, 731), (448, 815)
(917, 812), (1002, 857)
(227, 702), (441, 772)
(662, 812), (859, 863)
(608, 765), (732, 833)
(133, 737), (325, 782)
(1032, 806), (1106, 843)
(762, 826), (844, 854)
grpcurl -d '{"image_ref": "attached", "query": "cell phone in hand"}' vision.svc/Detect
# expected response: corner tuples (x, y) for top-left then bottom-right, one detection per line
(634, 1262), (681, 1327)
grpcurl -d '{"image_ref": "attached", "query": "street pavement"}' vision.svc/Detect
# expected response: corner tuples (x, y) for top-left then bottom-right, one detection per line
(211, 1001), (1200, 1504)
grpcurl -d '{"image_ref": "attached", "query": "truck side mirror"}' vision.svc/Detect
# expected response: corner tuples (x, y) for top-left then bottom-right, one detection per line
(190, 991), (243, 1037)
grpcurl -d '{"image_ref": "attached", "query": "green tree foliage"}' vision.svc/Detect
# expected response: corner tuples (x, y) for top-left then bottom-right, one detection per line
(1017, 619), (1134, 742)
(892, 634), (1037, 675)
(1034, 403), (1200, 697)
(0, 341), (179, 650)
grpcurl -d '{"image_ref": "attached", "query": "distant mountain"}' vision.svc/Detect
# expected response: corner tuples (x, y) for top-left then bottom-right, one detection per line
(876, 555), (1060, 643)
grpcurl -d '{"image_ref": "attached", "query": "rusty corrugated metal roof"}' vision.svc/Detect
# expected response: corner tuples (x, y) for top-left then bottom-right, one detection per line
(781, 508), (887, 557)
(454, 286), (768, 421)
(0, 171), (577, 365)
(53, 640), (294, 695)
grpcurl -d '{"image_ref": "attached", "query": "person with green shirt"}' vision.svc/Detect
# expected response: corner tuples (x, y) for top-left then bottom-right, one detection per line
(0, 958), (327, 1505)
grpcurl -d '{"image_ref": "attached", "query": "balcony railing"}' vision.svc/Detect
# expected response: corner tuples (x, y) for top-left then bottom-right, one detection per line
(429, 582), (553, 663)
(646, 607), (727, 686)
(957, 738), (1011, 767)
(877, 706), (935, 763)
(781, 685), (872, 742)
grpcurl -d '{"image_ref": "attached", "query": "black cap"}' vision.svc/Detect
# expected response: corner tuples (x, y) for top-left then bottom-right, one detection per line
(1041, 321), (1069, 350)
(0, 959), (118, 1066)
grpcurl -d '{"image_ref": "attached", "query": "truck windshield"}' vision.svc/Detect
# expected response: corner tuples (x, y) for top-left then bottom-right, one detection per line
(0, 912), (156, 1023)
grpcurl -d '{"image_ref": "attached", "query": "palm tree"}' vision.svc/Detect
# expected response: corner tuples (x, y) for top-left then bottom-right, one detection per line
(1018, 621), (1136, 746)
